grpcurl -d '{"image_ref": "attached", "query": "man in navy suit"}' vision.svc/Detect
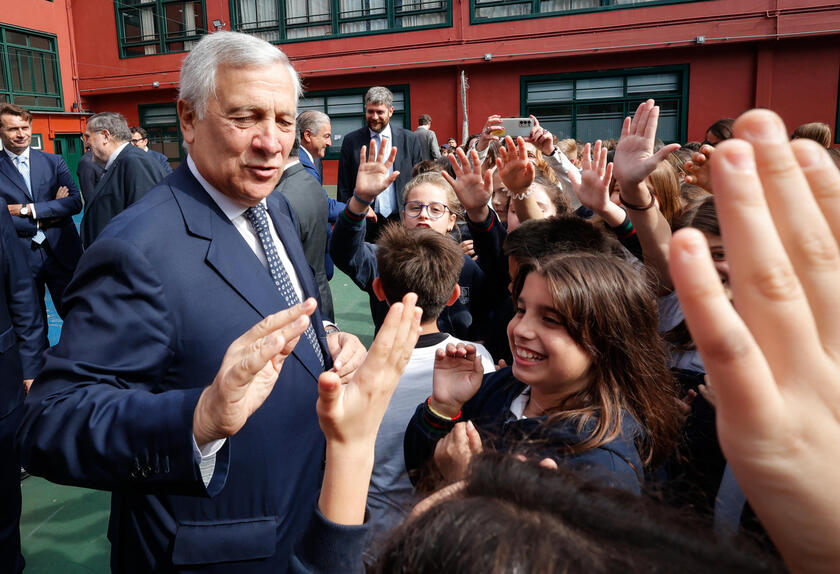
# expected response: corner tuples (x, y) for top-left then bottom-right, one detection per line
(81, 113), (169, 247)
(0, 198), (47, 574)
(0, 103), (83, 323)
(17, 31), (365, 573)
(297, 110), (330, 185)
(297, 109), (343, 281)
(337, 86), (422, 241)
(129, 126), (174, 175)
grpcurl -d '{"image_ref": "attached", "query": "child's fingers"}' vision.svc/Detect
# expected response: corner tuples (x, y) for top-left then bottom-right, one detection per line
(741, 131), (840, 350)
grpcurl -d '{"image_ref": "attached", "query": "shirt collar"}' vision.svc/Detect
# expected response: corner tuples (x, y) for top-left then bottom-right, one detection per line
(416, 125), (429, 131)
(186, 155), (266, 221)
(5, 147), (30, 163)
(105, 142), (131, 170)
(370, 123), (392, 140)
(299, 146), (314, 164)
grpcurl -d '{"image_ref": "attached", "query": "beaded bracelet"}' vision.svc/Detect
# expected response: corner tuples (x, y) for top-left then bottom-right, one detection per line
(426, 396), (462, 421)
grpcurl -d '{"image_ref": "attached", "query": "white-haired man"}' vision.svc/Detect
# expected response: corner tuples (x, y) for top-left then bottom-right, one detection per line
(18, 31), (371, 573)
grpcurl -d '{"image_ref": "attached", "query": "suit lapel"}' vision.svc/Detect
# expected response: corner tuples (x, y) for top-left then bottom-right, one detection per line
(88, 160), (117, 206)
(172, 165), (325, 379)
(265, 190), (327, 378)
(28, 150), (48, 201)
(0, 152), (32, 200)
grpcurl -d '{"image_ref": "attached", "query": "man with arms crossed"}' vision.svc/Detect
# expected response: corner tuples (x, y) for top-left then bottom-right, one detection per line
(0, 104), (83, 323)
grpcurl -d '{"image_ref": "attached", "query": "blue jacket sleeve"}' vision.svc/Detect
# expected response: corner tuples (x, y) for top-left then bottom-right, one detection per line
(289, 505), (367, 574)
(16, 236), (224, 495)
(1, 206), (46, 379)
(325, 194), (346, 224)
(328, 213), (378, 293)
(33, 155), (83, 220)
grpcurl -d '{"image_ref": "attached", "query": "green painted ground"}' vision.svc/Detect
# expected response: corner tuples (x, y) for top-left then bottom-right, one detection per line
(19, 268), (375, 572)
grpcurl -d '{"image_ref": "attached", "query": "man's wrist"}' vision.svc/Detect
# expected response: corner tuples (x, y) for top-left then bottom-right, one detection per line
(193, 387), (222, 446)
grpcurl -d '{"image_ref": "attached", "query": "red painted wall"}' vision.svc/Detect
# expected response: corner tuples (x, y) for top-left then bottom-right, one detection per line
(64, 0), (840, 181)
(3, 0), (88, 151)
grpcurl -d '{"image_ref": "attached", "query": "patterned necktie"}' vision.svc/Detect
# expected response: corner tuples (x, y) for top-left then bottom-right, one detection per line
(15, 155), (32, 196)
(245, 205), (324, 368)
(372, 133), (393, 218)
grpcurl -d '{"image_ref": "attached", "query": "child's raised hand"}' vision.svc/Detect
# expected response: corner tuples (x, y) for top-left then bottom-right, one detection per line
(353, 139), (399, 203)
(316, 292), (421, 525)
(571, 140), (614, 215)
(670, 109), (840, 572)
(317, 293), (421, 448)
(613, 99), (679, 191)
(431, 343), (484, 418)
(684, 144), (715, 191)
(433, 420), (483, 483)
(496, 136), (535, 195)
(442, 148), (492, 215)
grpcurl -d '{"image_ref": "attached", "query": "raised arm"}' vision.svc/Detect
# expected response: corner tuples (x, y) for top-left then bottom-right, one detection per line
(670, 109), (840, 574)
(570, 140), (622, 227)
(613, 99), (680, 291)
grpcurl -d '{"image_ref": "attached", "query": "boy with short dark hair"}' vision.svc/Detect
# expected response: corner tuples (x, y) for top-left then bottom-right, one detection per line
(366, 225), (494, 553)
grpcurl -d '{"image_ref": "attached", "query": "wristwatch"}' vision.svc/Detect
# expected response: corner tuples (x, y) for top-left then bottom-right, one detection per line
(19, 205), (30, 217)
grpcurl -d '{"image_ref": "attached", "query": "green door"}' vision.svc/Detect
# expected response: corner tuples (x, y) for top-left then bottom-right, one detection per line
(53, 134), (85, 188)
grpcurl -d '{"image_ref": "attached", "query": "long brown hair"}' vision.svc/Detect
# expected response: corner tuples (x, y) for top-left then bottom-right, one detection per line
(646, 161), (681, 227)
(512, 254), (682, 467)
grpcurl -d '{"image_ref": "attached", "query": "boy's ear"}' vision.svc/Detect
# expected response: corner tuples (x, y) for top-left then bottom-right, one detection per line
(372, 277), (387, 302)
(445, 284), (461, 307)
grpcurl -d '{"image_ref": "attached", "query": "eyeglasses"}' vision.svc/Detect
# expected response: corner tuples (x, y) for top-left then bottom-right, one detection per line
(130, 138), (145, 144)
(403, 201), (450, 220)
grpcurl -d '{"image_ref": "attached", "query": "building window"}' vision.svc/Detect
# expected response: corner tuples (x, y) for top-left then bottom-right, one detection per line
(472, 0), (698, 22)
(298, 86), (409, 159)
(523, 67), (687, 144)
(0, 27), (63, 110)
(231, 1), (450, 43)
(139, 103), (183, 166)
(116, 0), (207, 57)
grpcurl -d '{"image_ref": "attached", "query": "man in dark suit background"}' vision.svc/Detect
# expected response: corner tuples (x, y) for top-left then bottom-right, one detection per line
(298, 109), (344, 282)
(76, 148), (105, 205)
(297, 110), (330, 185)
(414, 113), (441, 161)
(0, 198), (47, 574)
(81, 112), (169, 247)
(337, 86), (422, 241)
(17, 31), (365, 573)
(275, 139), (334, 321)
(0, 103), (83, 323)
(129, 126), (173, 175)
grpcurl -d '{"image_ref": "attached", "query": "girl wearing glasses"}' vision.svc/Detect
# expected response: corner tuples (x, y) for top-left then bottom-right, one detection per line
(330, 141), (494, 340)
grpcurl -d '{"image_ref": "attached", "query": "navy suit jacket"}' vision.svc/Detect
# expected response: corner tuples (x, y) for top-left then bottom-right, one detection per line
(147, 149), (174, 175)
(336, 125), (422, 212)
(0, 149), (83, 269)
(298, 151), (321, 185)
(81, 144), (168, 248)
(18, 163), (333, 573)
(0, 199), (46, 417)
